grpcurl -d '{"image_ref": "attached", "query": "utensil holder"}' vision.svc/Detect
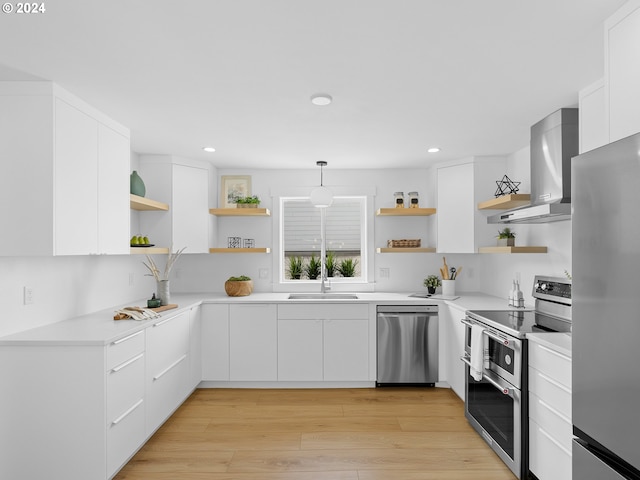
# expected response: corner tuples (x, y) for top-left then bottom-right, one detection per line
(442, 280), (456, 296)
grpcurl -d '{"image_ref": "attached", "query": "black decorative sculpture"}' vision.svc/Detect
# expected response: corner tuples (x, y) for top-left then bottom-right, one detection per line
(495, 175), (521, 197)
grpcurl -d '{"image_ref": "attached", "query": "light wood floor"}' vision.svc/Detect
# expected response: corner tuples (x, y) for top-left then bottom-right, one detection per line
(115, 387), (516, 479)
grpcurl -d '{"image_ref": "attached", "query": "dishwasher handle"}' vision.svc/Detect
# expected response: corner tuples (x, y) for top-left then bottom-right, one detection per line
(377, 305), (438, 314)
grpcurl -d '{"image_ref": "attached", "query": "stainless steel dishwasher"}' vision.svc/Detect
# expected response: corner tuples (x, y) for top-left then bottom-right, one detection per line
(376, 305), (438, 386)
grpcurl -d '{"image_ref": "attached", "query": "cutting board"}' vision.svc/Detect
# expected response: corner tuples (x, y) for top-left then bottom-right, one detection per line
(113, 304), (178, 320)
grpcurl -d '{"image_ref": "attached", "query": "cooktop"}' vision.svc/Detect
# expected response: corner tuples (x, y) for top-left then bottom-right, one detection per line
(466, 309), (572, 338)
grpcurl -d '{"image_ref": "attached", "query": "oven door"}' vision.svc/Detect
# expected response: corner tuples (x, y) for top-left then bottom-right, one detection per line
(462, 361), (523, 478)
(463, 318), (522, 388)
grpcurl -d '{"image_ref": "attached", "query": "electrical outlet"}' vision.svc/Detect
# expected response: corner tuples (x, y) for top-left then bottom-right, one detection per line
(23, 286), (34, 305)
(380, 268), (390, 278)
(259, 268), (268, 279)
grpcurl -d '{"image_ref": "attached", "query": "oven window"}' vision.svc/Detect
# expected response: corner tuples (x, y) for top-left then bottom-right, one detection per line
(467, 373), (514, 459)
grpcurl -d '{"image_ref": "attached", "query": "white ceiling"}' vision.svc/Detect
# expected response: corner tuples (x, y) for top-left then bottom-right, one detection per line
(0, 0), (628, 169)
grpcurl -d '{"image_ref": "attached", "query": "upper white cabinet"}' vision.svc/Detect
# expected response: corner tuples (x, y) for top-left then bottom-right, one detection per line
(0, 82), (130, 256)
(138, 155), (210, 254)
(436, 157), (506, 253)
(606, 0), (640, 142)
(579, 79), (608, 154)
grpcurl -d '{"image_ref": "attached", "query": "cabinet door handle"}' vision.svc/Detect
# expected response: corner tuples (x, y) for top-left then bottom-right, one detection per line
(538, 398), (571, 424)
(153, 316), (177, 328)
(537, 343), (571, 362)
(111, 399), (143, 426)
(111, 330), (143, 345)
(153, 354), (187, 381)
(538, 425), (571, 456)
(537, 371), (571, 394)
(111, 353), (144, 373)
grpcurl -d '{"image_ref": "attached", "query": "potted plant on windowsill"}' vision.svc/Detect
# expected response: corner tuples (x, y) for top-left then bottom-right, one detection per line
(423, 275), (441, 294)
(304, 253), (321, 280)
(497, 227), (516, 247)
(235, 195), (261, 208)
(288, 256), (303, 280)
(224, 275), (253, 296)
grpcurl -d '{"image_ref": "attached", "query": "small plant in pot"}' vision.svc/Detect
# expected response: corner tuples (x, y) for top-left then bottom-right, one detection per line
(337, 258), (358, 277)
(424, 275), (441, 294)
(325, 251), (336, 277)
(235, 195), (261, 208)
(497, 227), (516, 247)
(224, 275), (253, 297)
(305, 253), (321, 280)
(288, 256), (303, 279)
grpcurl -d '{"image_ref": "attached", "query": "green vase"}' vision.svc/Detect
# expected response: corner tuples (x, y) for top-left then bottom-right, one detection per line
(130, 170), (146, 197)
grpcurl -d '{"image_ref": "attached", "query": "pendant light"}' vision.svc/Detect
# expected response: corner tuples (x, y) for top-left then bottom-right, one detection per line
(310, 161), (333, 208)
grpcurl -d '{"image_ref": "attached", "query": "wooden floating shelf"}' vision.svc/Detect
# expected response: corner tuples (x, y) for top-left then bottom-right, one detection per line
(209, 208), (271, 216)
(130, 246), (170, 255)
(130, 194), (169, 211)
(477, 194), (531, 210)
(209, 247), (271, 254)
(478, 246), (548, 254)
(376, 208), (436, 216)
(376, 247), (436, 253)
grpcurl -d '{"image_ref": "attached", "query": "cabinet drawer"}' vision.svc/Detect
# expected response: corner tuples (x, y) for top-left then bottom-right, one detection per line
(147, 312), (190, 376)
(107, 352), (145, 422)
(278, 303), (368, 320)
(529, 418), (572, 480)
(107, 397), (145, 477)
(107, 330), (145, 370)
(529, 391), (572, 453)
(528, 341), (571, 388)
(528, 366), (572, 419)
(146, 352), (189, 433)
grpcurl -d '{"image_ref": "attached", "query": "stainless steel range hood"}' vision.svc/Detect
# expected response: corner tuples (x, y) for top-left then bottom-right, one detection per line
(489, 108), (578, 224)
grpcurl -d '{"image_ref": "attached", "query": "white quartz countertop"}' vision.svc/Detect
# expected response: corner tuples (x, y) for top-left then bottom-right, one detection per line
(0, 291), (517, 346)
(527, 332), (572, 358)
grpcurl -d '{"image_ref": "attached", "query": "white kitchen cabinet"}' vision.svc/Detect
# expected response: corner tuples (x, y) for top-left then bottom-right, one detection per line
(278, 319), (324, 380)
(201, 303), (231, 381)
(146, 311), (191, 434)
(528, 337), (572, 480)
(436, 157), (506, 253)
(229, 304), (278, 381)
(324, 318), (369, 381)
(439, 303), (466, 400)
(277, 303), (370, 382)
(189, 304), (202, 389)
(579, 79), (608, 154)
(606, 0), (640, 142)
(0, 81), (130, 256)
(138, 155), (210, 254)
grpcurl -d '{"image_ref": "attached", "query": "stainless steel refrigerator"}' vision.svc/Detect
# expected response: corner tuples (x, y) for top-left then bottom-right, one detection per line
(572, 131), (640, 479)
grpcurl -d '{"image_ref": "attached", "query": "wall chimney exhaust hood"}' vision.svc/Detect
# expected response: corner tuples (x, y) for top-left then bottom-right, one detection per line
(488, 108), (578, 224)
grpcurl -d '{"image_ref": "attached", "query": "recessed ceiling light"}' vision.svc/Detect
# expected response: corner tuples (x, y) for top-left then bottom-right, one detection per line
(202, 146), (216, 153)
(310, 93), (332, 106)
(427, 147), (441, 153)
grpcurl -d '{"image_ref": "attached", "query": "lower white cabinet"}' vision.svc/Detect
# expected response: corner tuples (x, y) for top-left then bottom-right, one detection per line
(201, 303), (230, 381)
(189, 305), (202, 388)
(439, 303), (466, 400)
(146, 311), (191, 433)
(277, 303), (370, 382)
(229, 304), (278, 381)
(528, 337), (572, 480)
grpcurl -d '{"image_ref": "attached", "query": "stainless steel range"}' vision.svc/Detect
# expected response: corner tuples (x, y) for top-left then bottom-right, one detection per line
(460, 275), (572, 479)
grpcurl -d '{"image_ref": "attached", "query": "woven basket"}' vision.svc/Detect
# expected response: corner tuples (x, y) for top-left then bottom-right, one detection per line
(387, 239), (421, 248)
(224, 280), (254, 297)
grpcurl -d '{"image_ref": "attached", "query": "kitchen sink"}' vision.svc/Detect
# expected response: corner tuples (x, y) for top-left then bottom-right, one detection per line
(288, 293), (359, 300)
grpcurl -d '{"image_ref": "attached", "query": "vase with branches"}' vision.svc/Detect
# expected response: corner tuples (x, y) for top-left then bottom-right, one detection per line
(142, 246), (186, 305)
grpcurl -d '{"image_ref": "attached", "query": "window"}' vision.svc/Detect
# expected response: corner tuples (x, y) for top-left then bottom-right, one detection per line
(280, 196), (367, 283)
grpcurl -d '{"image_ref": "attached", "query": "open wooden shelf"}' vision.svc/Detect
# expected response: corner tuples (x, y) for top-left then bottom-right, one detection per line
(209, 208), (271, 216)
(478, 246), (548, 254)
(376, 247), (436, 253)
(130, 246), (170, 255)
(209, 247), (271, 254)
(130, 194), (169, 211)
(376, 208), (436, 216)
(477, 194), (531, 210)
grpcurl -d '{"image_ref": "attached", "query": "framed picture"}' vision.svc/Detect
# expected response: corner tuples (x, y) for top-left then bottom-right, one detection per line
(220, 175), (251, 208)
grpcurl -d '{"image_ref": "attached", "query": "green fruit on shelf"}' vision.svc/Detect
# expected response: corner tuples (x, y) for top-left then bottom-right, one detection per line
(142, 236), (150, 244)
(130, 235), (139, 245)
(137, 235), (143, 244)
